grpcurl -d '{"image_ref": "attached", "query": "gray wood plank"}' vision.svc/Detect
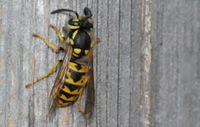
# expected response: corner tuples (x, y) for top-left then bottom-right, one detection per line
(106, 0), (120, 127)
(1, 0), (200, 127)
(176, 1), (200, 126)
(151, 0), (200, 127)
(118, 1), (132, 127)
(0, 1), (9, 127)
(95, 0), (110, 127)
(129, 0), (143, 126)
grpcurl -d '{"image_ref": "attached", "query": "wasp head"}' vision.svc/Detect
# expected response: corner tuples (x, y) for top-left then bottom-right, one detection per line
(51, 7), (93, 30)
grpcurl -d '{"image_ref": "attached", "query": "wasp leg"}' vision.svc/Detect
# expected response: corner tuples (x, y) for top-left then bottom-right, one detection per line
(91, 38), (100, 47)
(32, 34), (63, 51)
(25, 60), (62, 88)
(50, 24), (65, 43)
(77, 88), (85, 116)
(93, 38), (100, 45)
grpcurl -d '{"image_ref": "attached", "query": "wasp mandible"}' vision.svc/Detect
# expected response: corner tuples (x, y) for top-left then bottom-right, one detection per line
(25, 7), (100, 119)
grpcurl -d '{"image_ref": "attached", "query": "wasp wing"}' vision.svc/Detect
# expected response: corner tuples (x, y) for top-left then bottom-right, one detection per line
(48, 44), (73, 115)
(73, 49), (95, 119)
(83, 50), (95, 119)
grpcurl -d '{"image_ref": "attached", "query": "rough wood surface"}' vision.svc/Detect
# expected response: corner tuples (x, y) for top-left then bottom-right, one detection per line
(0, 0), (200, 127)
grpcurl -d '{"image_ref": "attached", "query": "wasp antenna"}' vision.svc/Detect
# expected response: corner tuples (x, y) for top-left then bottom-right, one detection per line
(51, 9), (79, 18)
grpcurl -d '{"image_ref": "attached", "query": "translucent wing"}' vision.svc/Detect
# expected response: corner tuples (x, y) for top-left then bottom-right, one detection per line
(73, 48), (95, 119)
(48, 44), (73, 115)
(84, 49), (95, 119)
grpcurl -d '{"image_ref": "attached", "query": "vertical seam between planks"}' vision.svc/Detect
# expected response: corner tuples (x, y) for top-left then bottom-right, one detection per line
(129, 0), (133, 126)
(46, 1), (50, 124)
(117, 1), (121, 127)
(96, 0), (99, 126)
(140, 0), (152, 126)
(106, 1), (109, 127)
(32, 0), (37, 126)
(47, 0), (50, 124)
(176, 1), (180, 127)
(144, 0), (152, 127)
(140, 0), (145, 126)
(4, 1), (11, 127)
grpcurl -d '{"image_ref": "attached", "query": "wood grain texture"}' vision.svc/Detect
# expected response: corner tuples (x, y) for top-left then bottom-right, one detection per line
(0, 0), (200, 127)
(150, 0), (200, 127)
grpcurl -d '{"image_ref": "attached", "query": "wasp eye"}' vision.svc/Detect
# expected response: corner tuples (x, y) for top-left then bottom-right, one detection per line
(72, 21), (79, 26)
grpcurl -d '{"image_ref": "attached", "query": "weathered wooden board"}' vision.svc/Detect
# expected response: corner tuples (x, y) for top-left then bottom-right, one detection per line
(0, 0), (200, 127)
(150, 0), (200, 127)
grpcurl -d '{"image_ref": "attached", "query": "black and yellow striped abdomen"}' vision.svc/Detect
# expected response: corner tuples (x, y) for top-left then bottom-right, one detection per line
(56, 61), (89, 107)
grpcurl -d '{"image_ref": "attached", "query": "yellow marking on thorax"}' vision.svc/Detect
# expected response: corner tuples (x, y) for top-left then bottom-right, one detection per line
(74, 48), (81, 54)
(85, 50), (89, 54)
(85, 30), (93, 40)
(65, 71), (89, 86)
(72, 30), (79, 39)
(84, 30), (93, 47)
(66, 37), (74, 45)
(72, 53), (79, 57)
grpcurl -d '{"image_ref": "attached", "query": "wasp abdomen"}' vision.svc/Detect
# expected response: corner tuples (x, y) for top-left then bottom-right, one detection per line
(56, 61), (89, 107)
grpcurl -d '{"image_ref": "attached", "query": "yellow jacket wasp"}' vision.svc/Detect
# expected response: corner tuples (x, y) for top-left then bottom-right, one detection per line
(25, 7), (100, 119)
